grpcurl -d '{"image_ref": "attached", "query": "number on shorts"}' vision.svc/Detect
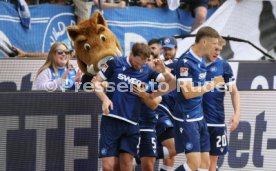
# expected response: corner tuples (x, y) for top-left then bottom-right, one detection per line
(216, 135), (227, 147)
(151, 137), (156, 150)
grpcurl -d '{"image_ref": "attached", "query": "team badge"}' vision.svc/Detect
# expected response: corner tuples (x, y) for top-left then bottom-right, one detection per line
(180, 67), (188, 76)
(186, 142), (193, 150)
(101, 148), (107, 155)
(210, 66), (217, 72)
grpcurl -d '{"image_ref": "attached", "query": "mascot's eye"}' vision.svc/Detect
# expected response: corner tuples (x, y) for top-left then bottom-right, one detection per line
(100, 34), (107, 41)
(84, 43), (91, 51)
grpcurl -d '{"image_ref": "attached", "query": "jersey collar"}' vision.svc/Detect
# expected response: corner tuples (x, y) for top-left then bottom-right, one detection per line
(126, 56), (132, 67)
(189, 48), (202, 63)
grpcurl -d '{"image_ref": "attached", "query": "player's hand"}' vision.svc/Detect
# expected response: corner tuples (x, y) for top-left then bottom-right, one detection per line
(102, 98), (113, 115)
(133, 84), (148, 99)
(153, 59), (166, 73)
(213, 76), (225, 87)
(229, 113), (240, 132)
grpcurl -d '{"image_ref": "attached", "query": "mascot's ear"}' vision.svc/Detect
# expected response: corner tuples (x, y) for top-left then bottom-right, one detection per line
(67, 26), (81, 41)
(92, 10), (107, 27)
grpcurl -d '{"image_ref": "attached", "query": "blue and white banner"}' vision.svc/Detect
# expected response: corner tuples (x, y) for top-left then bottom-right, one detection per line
(0, 2), (216, 57)
(0, 2), (76, 55)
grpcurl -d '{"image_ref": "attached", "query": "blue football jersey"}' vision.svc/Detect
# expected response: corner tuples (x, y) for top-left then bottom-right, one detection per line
(203, 57), (235, 124)
(99, 56), (161, 125)
(139, 82), (158, 129)
(174, 49), (207, 120)
(50, 67), (76, 90)
(160, 59), (178, 114)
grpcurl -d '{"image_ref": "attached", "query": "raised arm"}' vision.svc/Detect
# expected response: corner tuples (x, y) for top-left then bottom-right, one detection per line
(179, 76), (224, 99)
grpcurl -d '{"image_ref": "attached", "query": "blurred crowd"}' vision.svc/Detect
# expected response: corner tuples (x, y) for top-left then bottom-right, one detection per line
(1, 0), (225, 31)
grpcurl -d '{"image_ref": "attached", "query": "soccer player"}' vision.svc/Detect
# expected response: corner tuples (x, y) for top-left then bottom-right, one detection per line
(155, 37), (178, 171)
(203, 37), (240, 171)
(133, 56), (162, 171)
(173, 26), (224, 171)
(93, 42), (173, 171)
(148, 39), (162, 59)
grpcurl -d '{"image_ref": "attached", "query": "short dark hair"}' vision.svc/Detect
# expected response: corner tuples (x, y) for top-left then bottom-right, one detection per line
(195, 26), (220, 43)
(132, 43), (151, 60)
(148, 39), (161, 46)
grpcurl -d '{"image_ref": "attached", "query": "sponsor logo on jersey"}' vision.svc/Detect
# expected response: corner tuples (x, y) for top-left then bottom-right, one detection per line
(117, 73), (142, 85)
(199, 72), (206, 80)
(180, 67), (189, 76)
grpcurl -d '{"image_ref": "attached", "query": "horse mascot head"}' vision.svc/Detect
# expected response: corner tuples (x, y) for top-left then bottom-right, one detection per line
(67, 10), (122, 76)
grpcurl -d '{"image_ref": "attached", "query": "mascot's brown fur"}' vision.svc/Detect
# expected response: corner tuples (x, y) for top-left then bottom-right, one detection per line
(67, 10), (122, 76)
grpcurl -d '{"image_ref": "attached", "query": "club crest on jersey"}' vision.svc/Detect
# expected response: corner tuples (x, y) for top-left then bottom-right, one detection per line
(101, 64), (109, 73)
(180, 67), (188, 76)
(210, 66), (217, 72)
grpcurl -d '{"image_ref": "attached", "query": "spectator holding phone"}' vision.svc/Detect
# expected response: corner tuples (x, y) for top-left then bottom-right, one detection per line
(34, 42), (82, 91)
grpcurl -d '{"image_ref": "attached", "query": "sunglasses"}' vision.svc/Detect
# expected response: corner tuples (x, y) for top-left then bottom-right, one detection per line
(56, 49), (70, 55)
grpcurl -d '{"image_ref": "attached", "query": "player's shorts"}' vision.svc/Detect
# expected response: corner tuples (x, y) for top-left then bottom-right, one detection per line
(139, 129), (157, 158)
(99, 116), (140, 158)
(208, 125), (228, 156)
(174, 118), (210, 154)
(155, 104), (174, 138)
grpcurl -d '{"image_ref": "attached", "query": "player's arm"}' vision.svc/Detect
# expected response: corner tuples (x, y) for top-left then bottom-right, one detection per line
(179, 76), (224, 99)
(133, 85), (161, 110)
(224, 61), (240, 132)
(149, 59), (176, 98)
(228, 83), (240, 132)
(93, 59), (115, 115)
(93, 73), (113, 115)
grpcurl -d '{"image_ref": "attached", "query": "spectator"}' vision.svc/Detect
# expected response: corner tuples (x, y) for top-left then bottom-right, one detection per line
(73, 0), (93, 23)
(181, 0), (209, 31)
(164, 0), (208, 32)
(93, 0), (126, 10)
(34, 42), (82, 91)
